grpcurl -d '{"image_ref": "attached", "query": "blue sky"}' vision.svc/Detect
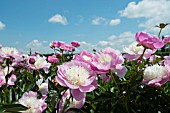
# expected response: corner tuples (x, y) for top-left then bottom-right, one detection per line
(0, 0), (170, 53)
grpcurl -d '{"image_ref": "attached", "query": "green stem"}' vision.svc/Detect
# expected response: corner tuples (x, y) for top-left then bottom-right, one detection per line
(158, 28), (162, 38)
(125, 96), (129, 113)
(111, 73), (120, 92)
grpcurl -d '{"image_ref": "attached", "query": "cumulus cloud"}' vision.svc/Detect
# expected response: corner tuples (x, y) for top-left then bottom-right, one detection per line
(26, 40), (53, 54)
(0, 21), (6, 30)
(119, 0), (170, 34)
(92, 17), (121, 26)
(48, 14), (68, 25)
(109, 19), (121, 26)
(77, 31), (135, 52)
(92, 17), (106, 25)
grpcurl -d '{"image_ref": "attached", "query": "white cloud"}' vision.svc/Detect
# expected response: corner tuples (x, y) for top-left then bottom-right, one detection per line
(48, 14), (68, 25)
(77, 31), (135, 52)
(120, 0), (170, 34)
(26, 40), (53, 54)
(0, 21), (6, 30)
(109, 19), (121, 26)
(92, 17), (106, 25)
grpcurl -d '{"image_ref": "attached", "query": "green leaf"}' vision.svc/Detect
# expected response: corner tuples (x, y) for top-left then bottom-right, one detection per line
(0, 104), (28, 113)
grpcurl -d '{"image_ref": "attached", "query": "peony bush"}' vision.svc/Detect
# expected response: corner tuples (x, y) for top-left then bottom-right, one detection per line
(0, 23), (170, 113)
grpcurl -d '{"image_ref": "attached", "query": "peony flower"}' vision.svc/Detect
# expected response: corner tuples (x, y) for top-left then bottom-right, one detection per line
(91, 47), (127, 78)
(143, 64), (170, 86)
(57, 89), (85, 113)
(28, 55), (51, 73)
(48, 55), (58, 63)
(74, 50), (93, 64)
(56, 60), (97, 100)
(123, 42), (155, 61)
(135, 32), (164, 49)
(0, 47), (23, 58)
(71, 41), (80, 47)
(19, 91), (47, 113)
(50, 41), (65, 49)
(60, 44), (74, 52)
(163, 36), (170, 44)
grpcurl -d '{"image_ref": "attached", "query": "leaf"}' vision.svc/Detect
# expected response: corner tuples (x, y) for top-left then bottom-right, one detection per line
(0, 104), (28, 113)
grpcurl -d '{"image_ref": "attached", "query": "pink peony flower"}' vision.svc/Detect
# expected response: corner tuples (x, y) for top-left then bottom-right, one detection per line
(56, 60), (97, 99)
(71, 41), (80, 47)
(142, 64), (170, 86)
(60, 44), (74, 52)
(57, 89), (85, 113)
(74, 50), (93, 64)
(135, 32), (164, 49)
(50, 41), (65, 49)
(19, 91), (47, 113)
(48, 55), (58, 63)
(91, 47), (127, 78)
(28, 55), (51, 73)
(123, 42), (155, 61)
(164, 37), (170, 44)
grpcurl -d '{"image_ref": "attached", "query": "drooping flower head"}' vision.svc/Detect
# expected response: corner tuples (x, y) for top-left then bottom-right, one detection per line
(91, 47), (127, 78)
(56, 60), (97, 99)
(135, 32), (164, 49)
(143, 64), (170, 86)
(19, 91), (47, 113)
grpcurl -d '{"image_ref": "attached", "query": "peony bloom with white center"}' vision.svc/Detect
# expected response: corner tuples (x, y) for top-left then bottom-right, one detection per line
(143, 64), (170, 86)
(74, 50), (93, 64)
(28, 55), (51, 73)
(0, 47), (22, 58)
(123, 42), (155, 61)
(19, 91), (47, 113)
(91, 47), (127, 78)
(57, 89), (85, 113)
(56, 60), (97, 100)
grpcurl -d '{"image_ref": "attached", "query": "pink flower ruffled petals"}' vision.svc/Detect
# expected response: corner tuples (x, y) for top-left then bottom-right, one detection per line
(135, 32), (164, 50)
(142, 64), (170, 86)
(91, 47), (127, 78)
(163, 36), (170, 44)
(48, 55), (58, 63)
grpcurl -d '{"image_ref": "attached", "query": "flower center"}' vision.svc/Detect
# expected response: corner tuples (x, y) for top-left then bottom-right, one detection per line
(129, 44), (144, 54)
(66, 66), (89, 85)
(98, 54), (112, 63)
